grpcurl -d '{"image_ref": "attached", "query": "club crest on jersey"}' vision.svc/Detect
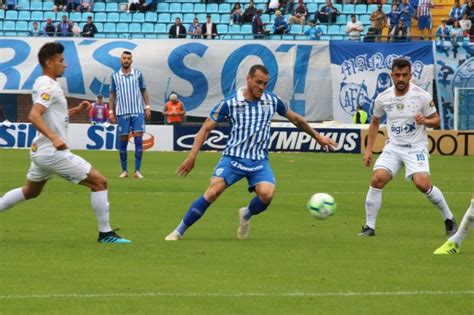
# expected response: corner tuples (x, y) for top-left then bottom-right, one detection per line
(31, 143), (38, 152)
(215, 168), (224, 176)
(430, 101), (435, 107)
(396, 103), (404, 110)
(40, 93), (50, 101)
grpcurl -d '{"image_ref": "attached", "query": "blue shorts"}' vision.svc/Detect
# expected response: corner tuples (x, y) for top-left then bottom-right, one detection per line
(212, 156), (276, 192)
(418, 15), (432, 30)
(117, 113), (145, 136)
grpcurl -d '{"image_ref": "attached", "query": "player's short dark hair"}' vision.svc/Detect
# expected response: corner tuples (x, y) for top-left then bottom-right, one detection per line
(122, 50), (132, 56)
(38, 42), (64, 67)
(248, 65), (268, 77)
(392, 58), (411, 71)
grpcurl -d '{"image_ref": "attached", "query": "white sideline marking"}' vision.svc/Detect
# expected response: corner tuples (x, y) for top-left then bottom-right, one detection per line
(0, 290), (472, 300)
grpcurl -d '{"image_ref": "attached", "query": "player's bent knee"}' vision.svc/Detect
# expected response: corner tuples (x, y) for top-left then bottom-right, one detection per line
(204, 188), (222, 202)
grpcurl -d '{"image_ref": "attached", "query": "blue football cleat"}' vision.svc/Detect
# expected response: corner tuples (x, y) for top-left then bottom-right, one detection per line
(97, 229), (132, 244)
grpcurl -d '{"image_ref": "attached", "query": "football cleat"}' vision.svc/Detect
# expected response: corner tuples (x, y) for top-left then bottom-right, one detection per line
(444, 218), (458, 237)
(358, 225), (375, 237)
(165, 230), (182, 241)
(134, 171), (144, 179)
(237, 207), (250, 240)
(119, 171), (128, 178)
(433, 241), (460, 255)
(97, 229), (132, 244)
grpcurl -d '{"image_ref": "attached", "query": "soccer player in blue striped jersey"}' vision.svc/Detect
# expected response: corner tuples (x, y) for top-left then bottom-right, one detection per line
(109, 51), (151, 179)
(165, 65), (337, 241)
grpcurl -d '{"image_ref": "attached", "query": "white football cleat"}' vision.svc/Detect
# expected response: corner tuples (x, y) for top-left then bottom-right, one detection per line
(165, 231), (182, 241)
(134, 171), (144, 179)
(119, 171), (128, 178)
(237, 207), (250, 240)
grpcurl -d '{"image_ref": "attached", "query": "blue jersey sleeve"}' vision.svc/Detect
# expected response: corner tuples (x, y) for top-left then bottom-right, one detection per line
(209, 100), (229, 122)
(276, 96), (288, 116)
(109, 74), (116, 92)
(138, 72), (146, 89)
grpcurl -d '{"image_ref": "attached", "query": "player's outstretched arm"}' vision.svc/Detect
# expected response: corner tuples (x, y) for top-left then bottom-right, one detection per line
(363, 116), (380, 167)
(176, 118), (218, 177)
(285, 109), (337, 151)
(68, 101), (91, 117)
(28, 104), (68, 150)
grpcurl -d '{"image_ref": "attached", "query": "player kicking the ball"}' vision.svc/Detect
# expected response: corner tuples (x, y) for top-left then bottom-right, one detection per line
(358, 58), (457, 237)
(165, 64), (336, 241)
(0, 42), (131, 244)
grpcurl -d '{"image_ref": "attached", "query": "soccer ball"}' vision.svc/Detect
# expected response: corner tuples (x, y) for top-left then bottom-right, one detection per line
(307, 193), (336, 220)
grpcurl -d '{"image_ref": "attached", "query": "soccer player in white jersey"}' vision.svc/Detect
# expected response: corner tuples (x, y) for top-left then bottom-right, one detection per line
(0, 42), (131, 244)
(165, 65), (337, 241)
(434, 194), (474, 254)
(108, 51), (151, 179)
(358, 58), (457, 237)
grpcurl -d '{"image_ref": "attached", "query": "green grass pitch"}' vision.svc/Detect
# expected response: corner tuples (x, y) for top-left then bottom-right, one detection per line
(0, 149), (473, 314)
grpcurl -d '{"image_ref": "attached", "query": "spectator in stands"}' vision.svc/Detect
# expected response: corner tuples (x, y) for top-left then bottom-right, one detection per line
(65, 0), (80, 12)
(386, 4), (400, 40)
(70, 20), (81, 37)
(243, 1), (257, 23)
(397, 0), (415, 35)
(163, 94), (186, 125)
(78, 0), (93, 12)
(188, 17), (202, 38)
(127, 0), (140, 12)
(266, 0), (280, 14)
(435, 18), (450, 41)
(202, 15), (218, 39)
(252, 9), (268, 39)
(230, 3), (243, 25)
(305, 19), (324, 39)
(30, 21), (43, 37)
(43, 18), (56, 36)
(447, 0), (464, 25)
(169, 17), (187, 38)
(370, 3), (387, 41)
(288, 0), (308, 27)
(3, 0), (16, 10)
(450, 19), (464, 42)
(57, 15), (73, 37)
(273, 10), (289, 34)
(53, 0), (67, 13)
(81, 15), (98, 37)
(390, 17), (410, 41)
(315, 0), (340, 25)
(139, 0), (156, 12)
(346, 14), (364, 40)
(460, 14), (472, 34)
(416, 0), (434, 40)
(469, 22), (474, 42)
(463, 0), (474, 23)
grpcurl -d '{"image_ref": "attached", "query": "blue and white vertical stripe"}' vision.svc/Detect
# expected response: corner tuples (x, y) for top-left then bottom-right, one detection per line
(110, 68), (146, 116)
(210, 88), (288, 161)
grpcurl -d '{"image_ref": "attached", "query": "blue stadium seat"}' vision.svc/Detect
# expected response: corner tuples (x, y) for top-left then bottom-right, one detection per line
(43, 2), (54, 11)
(108, 12), (119, 22)
(95, 12), (107, 22)
(0, 10), (4, 20)
(241, 24), (252, 34)
(70, 12), (82, 22)
(183, 13), (194, 23)
(328, 24), (339, 34)
(157, 2), (169, 12)
(367, 4), (377, 13)
(95, 22), (104, 32)
(228, 24), (240, 33)
(359, 14), (370, 24)
(95, 33), (106, 38)
(307, 3), (317, 12)
(5, 10), (18, 20)
(106, 33), (118, 38)
(261, 14), (270, 24)
(132, 13), (145, 22)
(170, 13), (183, 21)
(333, 4), (343, 12)
(17, 1), (29, 10)
(4, 21), (15, 30)
(256, 4), (266, 11)
(104, 22), (116, 33)
(217, 24), (228, 34)
(30, 11), (43, 22)
(169, 3), (181, 12)
(30, 2), (42, 11)
(382, 4), (391, 12)
(220, 14), (230, 23)
(154, 23), (166, 33)
(94, 2), (106, 12)
(182, 3), (193, 12)
(18, 11), (30, 21)
(207, 3), (218, 13)
(120, 12), (132, 22)
(16, 21), (28, 31)
(106, 3), (118, 12)
(319, 24), (328, 33)
(117, 22), (129, 33)
(211, 13), (220, 23)
(82, 12), (93, 22)
(196, 13), (207, 22)
(355, 4), (367, 14)
(145, 12), (157, 22)
(131, 34), (144, 39)
(219, 3), (231, 13)
(129, 23), (141, 33)
(232, 34), (244, 39)
(192, 3), (204, 13)
(290, 24), (302, 34)
(142, 22), (154, 33)
(340, 25), (347, 34)
(343, 4), (355, 14)
(43, 11), (55, 21)
(158, 13), (171, 23)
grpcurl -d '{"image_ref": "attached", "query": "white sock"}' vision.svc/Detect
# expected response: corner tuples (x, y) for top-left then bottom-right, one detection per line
(0, 188), (25, 213)
(365, 186), (382, 229)
(424, 186), (454, 220)
(449, 199), (474, 246)
(91, 190), (112, 233)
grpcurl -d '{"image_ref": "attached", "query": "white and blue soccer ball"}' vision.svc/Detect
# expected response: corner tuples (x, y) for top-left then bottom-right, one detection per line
(307, 193), (336, 220)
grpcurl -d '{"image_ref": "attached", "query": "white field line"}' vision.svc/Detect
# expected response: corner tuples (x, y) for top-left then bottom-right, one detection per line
(0, 290), (472, 300)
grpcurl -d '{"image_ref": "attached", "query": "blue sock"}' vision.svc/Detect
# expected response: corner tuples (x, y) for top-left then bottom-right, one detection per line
(244, 196), (270, 220)
(176, 196), (211, 235)
(134, 136), (143, 172)
(119, 140), (128, 171)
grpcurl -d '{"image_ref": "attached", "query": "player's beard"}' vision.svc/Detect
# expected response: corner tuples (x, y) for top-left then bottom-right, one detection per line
(122, 62), (131, 69)
(395, 81), (408, 93)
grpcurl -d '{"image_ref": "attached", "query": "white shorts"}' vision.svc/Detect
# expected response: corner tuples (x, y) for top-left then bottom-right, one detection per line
(27, 148), (92, 184)
(374, 142), (430, 180)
